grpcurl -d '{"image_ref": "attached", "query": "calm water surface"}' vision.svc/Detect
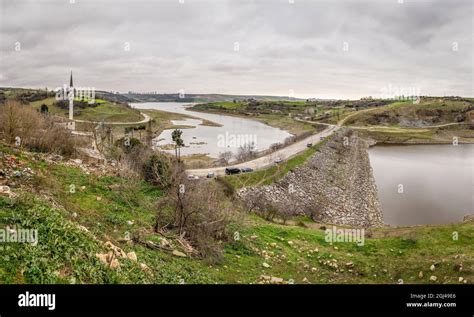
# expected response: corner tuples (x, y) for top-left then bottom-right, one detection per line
(369, 144), (474, 226)
(131, 102), (292, 158)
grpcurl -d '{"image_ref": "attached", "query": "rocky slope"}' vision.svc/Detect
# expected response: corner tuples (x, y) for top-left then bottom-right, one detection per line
(240, 129), (384, 228)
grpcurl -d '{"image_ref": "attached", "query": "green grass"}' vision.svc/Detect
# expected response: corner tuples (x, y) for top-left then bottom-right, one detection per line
(343, 99), (472, 127)
(215, 216), (474, 284)
(192, 102), (316, 136)
(225, 137), (330, 189)
(33, 162), (161, 242)
(208, 101), (244, 110)
(253, 113), (317, 135)
(1, 143), (472, 284)
(2, 191), (472, 284)
(29, 98), (142, 122)
(0, 195), (122, 283)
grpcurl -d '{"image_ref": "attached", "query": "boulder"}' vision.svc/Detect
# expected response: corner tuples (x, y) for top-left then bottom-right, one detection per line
(104, 241), (126, 258)
(160, 238), (170, 247)
(270, 277), (284, 284)
(0, 185), (12, 197)
(172, 250), (187, 257)
(127, 251), (138, 262)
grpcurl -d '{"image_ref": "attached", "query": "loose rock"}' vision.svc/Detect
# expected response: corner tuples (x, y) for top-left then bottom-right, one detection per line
(172, 250), (187, 257)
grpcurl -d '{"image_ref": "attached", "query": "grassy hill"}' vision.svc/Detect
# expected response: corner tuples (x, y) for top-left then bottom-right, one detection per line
(29, 97), (142, 123)
(339, 98), (474, 144)
(0, 143), (472, 284)
(1, 88), (143, 123)
(343, 98), (474, 127)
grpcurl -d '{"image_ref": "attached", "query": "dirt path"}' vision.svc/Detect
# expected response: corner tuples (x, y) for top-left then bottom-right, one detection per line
(74, 111), (151, 125)
(348, 122), (465, 130)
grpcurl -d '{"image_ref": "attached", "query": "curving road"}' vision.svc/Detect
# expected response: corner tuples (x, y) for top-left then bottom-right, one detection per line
(186, 107), (465, 177)
(187, 124), (339, 177)
(74, 111), (151, 125)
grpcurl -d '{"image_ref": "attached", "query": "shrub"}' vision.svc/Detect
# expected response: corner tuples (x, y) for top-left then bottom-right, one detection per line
(115, 143), (174, 189)
(114, 137), (142, 153)
(156, 174), (237, 260)
(0, 101), (85, 157)
(142, 153), (173, 188)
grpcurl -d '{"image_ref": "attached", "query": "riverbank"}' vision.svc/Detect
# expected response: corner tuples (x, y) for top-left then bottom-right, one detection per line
(189, 106), (321, 137)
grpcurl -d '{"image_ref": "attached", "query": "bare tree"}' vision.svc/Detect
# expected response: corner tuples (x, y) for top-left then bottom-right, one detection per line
(235, 142), (257, 162)
(217, 151), (233, 165)
(155, 167), (236, 258)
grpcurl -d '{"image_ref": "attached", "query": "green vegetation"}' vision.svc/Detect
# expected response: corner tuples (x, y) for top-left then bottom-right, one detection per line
(224, 137), (330, 189)
(340, 98), (474, 143)
(192, 101), (319, 135)
(38, 100), (143, 123)
(0, 143), (472, 284)
(1, 93), (473, 285)
(343, 98), (474, 127)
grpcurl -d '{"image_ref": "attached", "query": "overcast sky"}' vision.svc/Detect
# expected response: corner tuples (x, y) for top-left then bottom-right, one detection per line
(0, 0), (472, 99)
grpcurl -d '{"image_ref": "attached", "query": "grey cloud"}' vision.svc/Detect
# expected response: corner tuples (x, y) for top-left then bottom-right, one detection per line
(0, 0), (472, 98)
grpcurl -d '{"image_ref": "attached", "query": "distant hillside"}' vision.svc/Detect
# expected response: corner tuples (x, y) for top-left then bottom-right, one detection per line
(122, 92), (304, 103)
(95, 90), (135, 104)
(343, 97), (474, 127)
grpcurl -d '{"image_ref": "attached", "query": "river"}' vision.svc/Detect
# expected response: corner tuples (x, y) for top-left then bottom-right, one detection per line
(131, 102), (292, 158)
(369, 144), (474, 226)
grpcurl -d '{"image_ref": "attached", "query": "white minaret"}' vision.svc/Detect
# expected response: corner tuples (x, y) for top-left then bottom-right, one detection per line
(68, 71), (75, 130)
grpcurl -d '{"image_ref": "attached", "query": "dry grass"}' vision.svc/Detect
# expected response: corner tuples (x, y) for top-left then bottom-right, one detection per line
(0, 100), (86, 157)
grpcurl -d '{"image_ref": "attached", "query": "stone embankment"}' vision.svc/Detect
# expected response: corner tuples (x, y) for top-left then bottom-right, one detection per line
(239, 129), (384, 228)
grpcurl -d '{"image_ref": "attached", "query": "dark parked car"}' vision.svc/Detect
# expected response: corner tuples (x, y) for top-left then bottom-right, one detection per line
(306, 143), (312, 147)
(225, 167), (241, 175)
(241, 167), (254, 173)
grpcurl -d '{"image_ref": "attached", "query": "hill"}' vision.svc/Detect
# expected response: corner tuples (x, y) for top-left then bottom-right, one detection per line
(343, 97), (474, 127)
(0, 142), (472, 284)
(122, 92), (305, 103)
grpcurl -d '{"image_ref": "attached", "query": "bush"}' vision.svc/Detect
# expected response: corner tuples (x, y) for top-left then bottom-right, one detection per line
(114, 137), (142, 153)
(115, 143), (174, 189)
(142, 153), (173, 188)
(0, 101), (85, 157)
(156, 174), (237, 260)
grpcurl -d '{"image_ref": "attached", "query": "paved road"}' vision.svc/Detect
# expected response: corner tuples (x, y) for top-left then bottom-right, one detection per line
(187, 124), (339, 177)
